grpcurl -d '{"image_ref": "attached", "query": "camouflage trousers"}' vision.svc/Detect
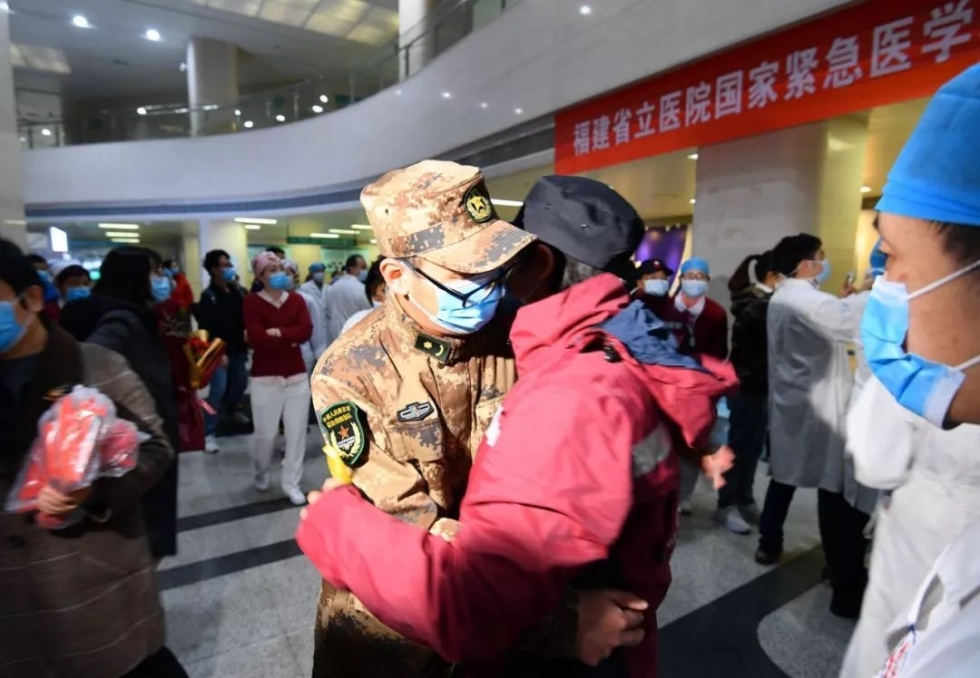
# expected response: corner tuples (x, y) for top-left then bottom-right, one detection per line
(311, 581), (455, 678)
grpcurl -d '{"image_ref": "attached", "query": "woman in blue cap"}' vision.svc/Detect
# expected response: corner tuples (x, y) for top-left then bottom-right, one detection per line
(841, 62), (980, 678)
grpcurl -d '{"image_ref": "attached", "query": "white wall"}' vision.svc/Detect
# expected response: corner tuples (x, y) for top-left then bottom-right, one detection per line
(22, 0), (851, 212)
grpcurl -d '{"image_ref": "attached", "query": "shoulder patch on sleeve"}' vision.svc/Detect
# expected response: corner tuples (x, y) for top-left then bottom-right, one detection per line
(319, 400), (366, 467)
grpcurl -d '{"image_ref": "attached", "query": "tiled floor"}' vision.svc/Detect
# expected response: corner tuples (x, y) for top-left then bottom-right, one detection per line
(163, 430), (854, 678)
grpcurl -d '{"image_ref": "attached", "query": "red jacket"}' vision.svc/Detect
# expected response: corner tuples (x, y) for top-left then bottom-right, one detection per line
(670, 294), (729, 361)
(243, 292), (312, 378)
(296, 275), (736, 675)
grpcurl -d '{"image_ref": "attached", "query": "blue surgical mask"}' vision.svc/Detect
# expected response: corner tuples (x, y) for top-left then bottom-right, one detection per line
(268, 272), (293, 291)
(644, 279), (670, 297)
(357, 270), (368, 283)
(814, 259), (832, 286)
(163, 268), (174, 279)
(0, 299), (30, 353)
(37, 270), (59, 303)
(150, 276), (172, 303)
(313, 272), (325, 283)
(862, 261), (980, 426)
(681, 279), (708, 298)
(412, 268), (504, 335)
(64, 286), (91, 303)
(221, 267), (237, 283)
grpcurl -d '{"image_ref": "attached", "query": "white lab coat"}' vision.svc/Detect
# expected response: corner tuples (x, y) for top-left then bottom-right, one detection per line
(299, 279), (332, 343)
(842, 290), (880, 516)
(840, 377), (980, 678)
(767, 278), (855, 489)
(326, 274), (371, 340)
(297, 289), (328, 374)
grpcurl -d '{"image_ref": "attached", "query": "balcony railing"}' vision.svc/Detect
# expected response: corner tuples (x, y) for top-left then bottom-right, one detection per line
(18, 0), (518, 149)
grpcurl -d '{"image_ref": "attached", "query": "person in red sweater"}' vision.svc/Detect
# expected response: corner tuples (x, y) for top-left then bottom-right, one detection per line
(243, 251), (313, 505)
(672, 257), (729, 514)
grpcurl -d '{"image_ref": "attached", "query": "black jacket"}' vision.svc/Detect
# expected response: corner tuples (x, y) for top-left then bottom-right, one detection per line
(729, 285), (771, 397)
(195, 281), (246, 355)
(60, 294), (179, 558)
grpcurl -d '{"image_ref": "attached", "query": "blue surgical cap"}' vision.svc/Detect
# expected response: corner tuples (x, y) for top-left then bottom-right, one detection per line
(680, 257), (710, 276)
(309, 262), (326, 272)
(877, 62), (980, 227)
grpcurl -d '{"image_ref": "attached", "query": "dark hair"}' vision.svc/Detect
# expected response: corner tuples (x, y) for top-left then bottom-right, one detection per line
(163, 258), (177, 269)
(55, 265), (90, 285)
(266, 246), (285, 257)
(772, 234), (822, 276)
(0, 238), (42, 294)
(203, 249), (230, 275)
(27, 253), (47, 267)
(95, 246), (153, 305)
(728, 250), (775, 292)
(363, 258), (385, 303)
(933, 222), (980, 270)
(346, 254), (365, 271)
(544, 245), (605, 292)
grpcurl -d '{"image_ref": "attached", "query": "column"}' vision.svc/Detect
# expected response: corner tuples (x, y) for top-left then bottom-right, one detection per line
(198, 219), (250, 291)
(399, 0), (439, 80)
(0, 6), (26, 248)
(182, 231), (202, 297)
(691, 118), (868, 296)
(186, 37), (239, 137)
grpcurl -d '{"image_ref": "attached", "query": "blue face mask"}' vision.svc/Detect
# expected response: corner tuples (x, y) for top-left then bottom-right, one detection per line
(862, 261), (980, 426)
(802, 259), (832, 286)
(150, 276), (172, 304)
(0, 298), (30, 353)
(64, 286), (91, 303)
(357, 270), (368, 283)
(221, 266), (237, 283)
(268, 272), (293, 291)
(313, 271), (325, 283)
(163, 268), (174, 280)
(681, 279), (708, 298)
(644, 279), (670, 297)
(37, 270), (59, 303)
(412, 268), (504, 335)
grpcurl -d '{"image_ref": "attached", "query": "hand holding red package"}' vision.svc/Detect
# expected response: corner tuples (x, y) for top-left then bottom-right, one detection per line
(5, 386), (146, 528)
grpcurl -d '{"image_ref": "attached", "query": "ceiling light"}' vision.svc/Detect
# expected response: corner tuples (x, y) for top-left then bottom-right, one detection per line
(145, 29), (161, 41)
(243, 120), (254, 128)
(244, 224), (261, 230)
(319, 94), (329, 103)
(49, 227), (68, 253)
(441, 91), (452, 99)
(861, 185), (872, 193)
(0, 2), (9, 12)
(329, 229), (357, 235)
(311, 105), (324, 113)
(480, 102), (488, 109)
(137, 107), (147, 115)
(234, 109), (241, 116)
(687, 153), (699, 160)
(103, 231), (142, 238)
(580, 5), (592, 15)
(234, 217), (277, 225)
(690, 199), (697, 204)
(72, 15), (90, 28)
(370, 238), (377, 244)
(491, 198), (523, 207)
(40, 128), (52, 136)
(275, 114), (286, 122)
(98, 223), (140, 230)
(310, 233), (340, 239)
(514, 107), (523, 115)
(110, 237), (140, 243)
(351, 224), (373, 230)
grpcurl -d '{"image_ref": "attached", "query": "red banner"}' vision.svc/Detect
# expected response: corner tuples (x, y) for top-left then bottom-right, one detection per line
(555, 0), (980, 174)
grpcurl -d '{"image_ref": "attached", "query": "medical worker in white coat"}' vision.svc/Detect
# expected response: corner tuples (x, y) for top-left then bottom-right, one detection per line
(839, 62), (980, 678)
(757, 233), (873, 618)
(299, 262), (332, 344)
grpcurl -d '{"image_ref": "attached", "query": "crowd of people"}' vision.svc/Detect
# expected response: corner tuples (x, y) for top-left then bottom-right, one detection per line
(2, 62), (979, 678)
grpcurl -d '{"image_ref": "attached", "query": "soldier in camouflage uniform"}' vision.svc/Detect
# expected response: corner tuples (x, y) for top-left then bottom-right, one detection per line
(310, 160), (557, 676)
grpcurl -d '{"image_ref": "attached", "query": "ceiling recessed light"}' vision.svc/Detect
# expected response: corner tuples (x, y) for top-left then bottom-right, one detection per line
(136, 107), (147, 115)
(145, 29), (161, 41)
(103, 231), (141, 238)
(580, 5), (592, 15)
(690, 198), (697, 204)
(370, 238), (378, 244)
(311, 104), (324, 113)
(860, 185), (872, 193)
(687, 153), (699, 160)
(351, 224), (373, 230)
(491, 199), (524, 207)
(480, 102), (488, 109)
(441, 91), (452, 99)
(329, 229), (357, 235)
(275, 114), (286, 122)
(234, 217), (277, 225)
(514, 107), (523, 115)
(98, 223), (140, 230)
(41, 128), (52, 136)
(319, 94), (329, 103)
(310, 233), (340, 239)
(243, 120), (254, 128)
(0, 2), (10, 12)
(72, 15), (90, 28)
(244, 224), (261, 230)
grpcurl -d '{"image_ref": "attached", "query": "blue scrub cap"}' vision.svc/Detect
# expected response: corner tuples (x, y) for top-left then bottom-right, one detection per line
(680, 257), (710, 276)
(309, 262), (326, 272)
(877, 62), (980, 227)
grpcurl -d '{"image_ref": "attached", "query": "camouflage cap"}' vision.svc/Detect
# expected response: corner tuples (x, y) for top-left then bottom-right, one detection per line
(361, 160), (536, 274)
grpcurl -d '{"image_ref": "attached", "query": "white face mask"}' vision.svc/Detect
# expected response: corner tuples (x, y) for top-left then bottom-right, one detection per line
(643, 279), (670, 297)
